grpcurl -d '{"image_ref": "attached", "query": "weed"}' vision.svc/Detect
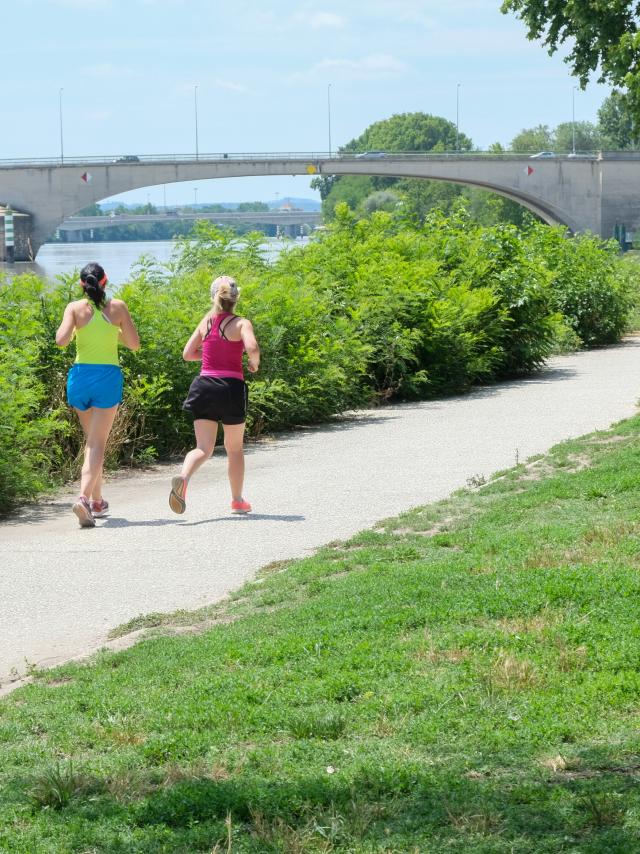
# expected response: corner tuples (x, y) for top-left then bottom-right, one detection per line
(288, 708), (347, 740)
(579, 792), (626, 828)
(27, 761), (99, 810)
(446, 804), (504, 836)
(466, 473), (487, 489)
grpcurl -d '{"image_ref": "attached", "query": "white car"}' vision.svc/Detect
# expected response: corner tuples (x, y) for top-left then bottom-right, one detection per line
(356, 151), (387, 159)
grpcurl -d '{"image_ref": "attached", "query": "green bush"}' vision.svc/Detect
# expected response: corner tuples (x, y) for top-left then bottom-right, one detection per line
(1, 210), (638, 511)
(0, 274), (69, 512)
(525, 225), (634, 346)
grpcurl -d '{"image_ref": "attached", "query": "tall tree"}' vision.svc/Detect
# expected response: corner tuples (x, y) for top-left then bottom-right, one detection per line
(321, 112), (472, 219)
(342, 112), (472, 154)
(501, 1), (640, 120)
(598, 90), (636, 148)
(510, 124), (554, 152)
(553, 121), (602, 152)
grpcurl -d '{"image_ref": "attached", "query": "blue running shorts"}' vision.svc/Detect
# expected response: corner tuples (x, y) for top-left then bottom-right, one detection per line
(67, 364), (123, 411)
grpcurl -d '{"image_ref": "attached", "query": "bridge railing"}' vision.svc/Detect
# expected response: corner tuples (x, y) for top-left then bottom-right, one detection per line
(0, 150), (613, 168)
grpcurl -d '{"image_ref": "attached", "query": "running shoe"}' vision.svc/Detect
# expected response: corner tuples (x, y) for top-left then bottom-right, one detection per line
(169, 475), (187, 514)
(73, 496), (95, 528)
(231, 498), (252, 514)
(90, 498), (109, 518)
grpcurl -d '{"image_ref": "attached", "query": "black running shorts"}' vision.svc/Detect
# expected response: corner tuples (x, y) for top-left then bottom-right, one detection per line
(182, 376), (248, 424)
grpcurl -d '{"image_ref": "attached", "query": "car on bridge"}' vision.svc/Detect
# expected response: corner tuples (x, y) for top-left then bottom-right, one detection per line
(356, 151), (387, 159)
(529, 151), (556, 159)
(112, 155), (140, 163)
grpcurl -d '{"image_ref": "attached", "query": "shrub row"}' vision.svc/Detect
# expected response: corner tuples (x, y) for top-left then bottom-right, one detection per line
(1, 207), (637, 511)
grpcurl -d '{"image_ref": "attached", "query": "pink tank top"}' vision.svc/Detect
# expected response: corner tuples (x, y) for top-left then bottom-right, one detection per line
(201, 312), (244, 380)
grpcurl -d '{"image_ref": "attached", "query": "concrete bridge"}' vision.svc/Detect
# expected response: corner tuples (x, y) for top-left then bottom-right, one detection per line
(1, 151), (640, 258)
(59, 209), (321, 234)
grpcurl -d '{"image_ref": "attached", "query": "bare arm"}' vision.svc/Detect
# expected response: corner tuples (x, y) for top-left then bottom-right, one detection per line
(114, 301), (140, 351)
(183, 315), (208, 361)
(240, 318), (260, 373)
(55, 303), (77, 347)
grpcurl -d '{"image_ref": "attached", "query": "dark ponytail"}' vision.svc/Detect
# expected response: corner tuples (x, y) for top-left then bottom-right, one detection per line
(80, 262), (107, 308)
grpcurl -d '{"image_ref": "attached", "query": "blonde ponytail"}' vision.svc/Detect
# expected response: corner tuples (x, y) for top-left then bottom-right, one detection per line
(211, 275), (240, 313)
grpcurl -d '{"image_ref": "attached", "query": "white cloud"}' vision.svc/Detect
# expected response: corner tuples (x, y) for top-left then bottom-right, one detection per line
(250, 6), (346, 35)
(308, 11), (345, 29)
(366, 0), (435, 28)
(292, 53), (408, 82)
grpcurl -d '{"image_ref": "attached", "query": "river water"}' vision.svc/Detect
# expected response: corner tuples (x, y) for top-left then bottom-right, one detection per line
(0, 237), (309, 287)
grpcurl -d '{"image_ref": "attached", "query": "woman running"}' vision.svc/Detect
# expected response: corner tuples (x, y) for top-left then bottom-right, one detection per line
(169, 275), (260, 515)
(55, 262), (140, 528)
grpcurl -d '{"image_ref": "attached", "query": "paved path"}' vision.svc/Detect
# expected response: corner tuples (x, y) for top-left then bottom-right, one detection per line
(2, 340), (640, 686)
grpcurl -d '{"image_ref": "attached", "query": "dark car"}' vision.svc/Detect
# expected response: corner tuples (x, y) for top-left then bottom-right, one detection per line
(112, 155), (140, 163)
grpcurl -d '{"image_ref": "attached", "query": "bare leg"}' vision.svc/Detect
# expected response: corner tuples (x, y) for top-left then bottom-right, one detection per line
(223, 423), (246, 501)
(76, 406), (118, 499)
(75, 408), (102, 501)
(180, 420), (218, 483)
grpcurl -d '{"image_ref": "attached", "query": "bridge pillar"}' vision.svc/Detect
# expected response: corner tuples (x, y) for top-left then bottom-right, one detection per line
(597, 157), (640, 246)
(0, 206), (33, 262)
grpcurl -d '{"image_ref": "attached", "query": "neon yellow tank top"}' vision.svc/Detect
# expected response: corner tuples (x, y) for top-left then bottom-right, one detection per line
(74, 302), (120, 365)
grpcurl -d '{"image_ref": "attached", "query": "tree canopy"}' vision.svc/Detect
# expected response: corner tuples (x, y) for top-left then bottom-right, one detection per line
(510, 124), (554, 153)
(315, 112), (474, 221)
(342, 112), (472, 154)
(598, 90), (636, 148)
(502, 1), (640, 120)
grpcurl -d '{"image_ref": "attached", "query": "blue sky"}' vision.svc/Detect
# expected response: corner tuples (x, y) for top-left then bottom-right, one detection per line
(4, 0), (611, 205)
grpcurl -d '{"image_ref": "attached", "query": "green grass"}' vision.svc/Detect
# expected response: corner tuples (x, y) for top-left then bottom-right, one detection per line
(3, 418), (640, 852)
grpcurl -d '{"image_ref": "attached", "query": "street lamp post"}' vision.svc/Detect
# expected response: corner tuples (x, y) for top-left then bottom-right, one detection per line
(327, 83), (332, 157)
(59, 88), (64, 164)
(456, 83), (460, 151)
(194, 85), (199, 161)
(572, 85), (577, 154)
(194, 187), (198, 208)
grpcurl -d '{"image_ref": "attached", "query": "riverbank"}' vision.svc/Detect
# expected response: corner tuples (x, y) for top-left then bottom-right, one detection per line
(3, 212), (637, 514)
(2, 405), (640, 851)
(2, 337), (639, 685)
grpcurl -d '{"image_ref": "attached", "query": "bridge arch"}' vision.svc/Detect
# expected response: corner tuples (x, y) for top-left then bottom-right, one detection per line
(61, 169), (577, 238)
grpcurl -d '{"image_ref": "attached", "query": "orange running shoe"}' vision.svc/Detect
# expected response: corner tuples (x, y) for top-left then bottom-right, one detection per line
(169, 476), (187, 514)
(231, 498), (252, 514)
